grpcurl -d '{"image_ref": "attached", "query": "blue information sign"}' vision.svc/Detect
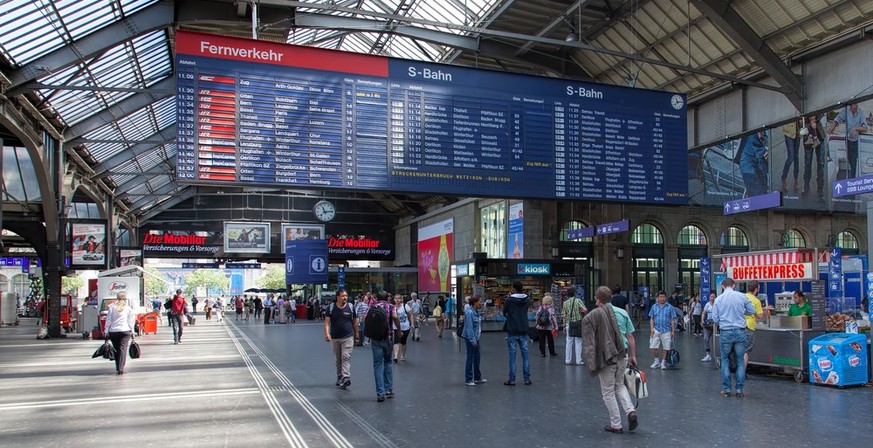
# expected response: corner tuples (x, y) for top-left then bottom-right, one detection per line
(567, 227), (596, 240)
(176, 31), (688, 204)
(337, 266), (345, 290)
(225, 262), (261, 269)
(517, 263), (550, 275)
(723, 191), (782, 215)
(596, 220), (630, 235)
(828, 247), (843, 300)
(700, 257), (711, 301)
(286, 240), (329, 284)
(832, 175), (873, 197)
(182, 262), (219, 269)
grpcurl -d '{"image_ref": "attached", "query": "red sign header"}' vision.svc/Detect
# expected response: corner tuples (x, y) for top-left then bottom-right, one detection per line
(728, 263), (811, 281)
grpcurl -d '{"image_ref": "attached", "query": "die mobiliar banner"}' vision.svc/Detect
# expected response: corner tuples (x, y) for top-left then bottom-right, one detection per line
(141, 230), (222, 258)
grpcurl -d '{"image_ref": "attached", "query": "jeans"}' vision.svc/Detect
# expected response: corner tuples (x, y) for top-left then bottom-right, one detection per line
(847, 139), (859, 179)
(803, 144), (825, 191)
(720, 329), (747, 393)
(598, 356), (635, 429)
(506, 334), (530, 382)
(464, 339), (482, 383)
(781, 135), (798, 183)
(371, 339), (393, 396)
(169, 313), (183, 343)
(565, 324), (583, 364)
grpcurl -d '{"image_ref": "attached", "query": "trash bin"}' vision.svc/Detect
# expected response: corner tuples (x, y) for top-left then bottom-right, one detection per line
(140, 312), (158, 335)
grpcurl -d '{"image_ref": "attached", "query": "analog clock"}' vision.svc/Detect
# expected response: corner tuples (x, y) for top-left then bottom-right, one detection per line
(671, 94), (684, 110)
(313, 200), (336, 222)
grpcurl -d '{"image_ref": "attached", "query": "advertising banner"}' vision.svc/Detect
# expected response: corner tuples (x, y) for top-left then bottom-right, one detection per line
(328, 233), (395, 260)
(142, 230), (222, 258)
(71, 222), (106, 267)
(282, 223), (325, 242)
(508, 202), (524, 259)
(224, 222), (270, 254)
(285, 239), (329, 284)
(418, 219), (453, 293)
(97, 276), (141, 307)
(117, 248), (142, 267)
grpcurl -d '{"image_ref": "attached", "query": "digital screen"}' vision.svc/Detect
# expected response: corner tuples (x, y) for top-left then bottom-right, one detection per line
(176, 31), (688, 204)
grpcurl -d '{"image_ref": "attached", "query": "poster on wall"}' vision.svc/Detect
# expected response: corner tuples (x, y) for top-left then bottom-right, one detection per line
(224, 222), (271, 254)
(282, 223), (325, 244)
(71, 222), (106, 267)
(117, 248), (142, 267)
(508, 203), (524, 259)
(687, 97), (873, 214)
(418, 219), (454, 293)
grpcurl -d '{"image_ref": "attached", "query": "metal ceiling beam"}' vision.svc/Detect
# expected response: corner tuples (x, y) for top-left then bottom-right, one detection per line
(125, 182), (178, 209)
(7, 1), (174, 90)
(691, 0), (804, 109)
(84, 123), (177, 177)
(115, 172), (172, 196)
(138, 189), (195, 224)
(515, 0), (596, 56)
(10, 82), (175, 96)
(62, 77), (174, 141)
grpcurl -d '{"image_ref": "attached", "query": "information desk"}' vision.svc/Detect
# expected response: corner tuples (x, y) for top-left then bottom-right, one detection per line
(714, 325), (825, 383)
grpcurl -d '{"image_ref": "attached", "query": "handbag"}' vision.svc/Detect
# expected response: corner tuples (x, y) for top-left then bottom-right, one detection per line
(624, 364), (649, 405)
(93, 340), (116, 361)
(550, 328), (558, 338)
(527, 326), (540, 341)
(568, 321), (582, 337)
(129, 339), (141, 359)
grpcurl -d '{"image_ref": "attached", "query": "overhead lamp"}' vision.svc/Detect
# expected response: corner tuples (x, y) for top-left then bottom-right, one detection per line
(565, 33), (577, 42)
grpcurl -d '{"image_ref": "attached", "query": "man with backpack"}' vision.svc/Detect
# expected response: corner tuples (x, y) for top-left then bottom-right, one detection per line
(324, 289), (359, 390)
(364, 291), (400, 402)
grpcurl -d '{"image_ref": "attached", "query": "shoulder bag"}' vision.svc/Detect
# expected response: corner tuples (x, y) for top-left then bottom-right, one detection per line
(624, 364), (649, 406)
(568, 299), (583, 338)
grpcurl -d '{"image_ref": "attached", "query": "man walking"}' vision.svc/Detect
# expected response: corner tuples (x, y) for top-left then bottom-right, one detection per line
(169, 289), (186, 345)
(744, 280), (766, 369)
(562, 287), (587, 365)
(648, 290), (676, 370)
(324, 289), (359, 390)
(367, 291), (400, 402)
(408, 292), (422, 341)
(503, 281), (532, 385)
(582, 286), (638, 434)
(611, 285), (629, 312)
(712, 278), (756, 397)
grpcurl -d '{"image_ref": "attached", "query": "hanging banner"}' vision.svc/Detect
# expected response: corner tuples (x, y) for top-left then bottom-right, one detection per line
(142, 230), (222, 258)
(224, 222), (271, 254)
(117, 248), (142, 267)
(285, 239), (329, 284)
(508, 202), (524, 259)
(282, 223), (325, 242)
(71, 222), (107, 268)
(418, 219), (453, 293)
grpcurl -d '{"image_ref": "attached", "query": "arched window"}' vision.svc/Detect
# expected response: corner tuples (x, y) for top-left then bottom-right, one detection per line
(836, 231), (859, 250)
(560, 220), (592, 242)
(677, 225), (707, 246)
(782, 229), (806, 248)
(631, 223), (663, 244)
(720, 226), (749, 247)
(11, 273), (31, 298)
(0, 274), (8, 292)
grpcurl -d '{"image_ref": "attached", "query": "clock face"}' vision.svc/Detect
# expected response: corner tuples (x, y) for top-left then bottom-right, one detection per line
(313, 200), (336, 222)
(671, 94), (684, 110)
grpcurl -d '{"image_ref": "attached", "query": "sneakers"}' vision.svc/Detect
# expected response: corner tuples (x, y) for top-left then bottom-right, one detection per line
(385, 391), (395, 398)
(340, 378), (351, 390)
(377, 395), (385, 402)
(466, 381), (476, 386)
(660, 360), (667, 370)
(474, 379), (487, 384)
(701, 354), (712, 362)
(650, 360), (660, 369)
(628, 411), (638, 431)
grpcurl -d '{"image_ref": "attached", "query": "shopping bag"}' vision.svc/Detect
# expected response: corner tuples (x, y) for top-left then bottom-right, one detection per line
(624, 364), (649, 402)
(93, 340), (115, 360)
(129, 339), (141, 359)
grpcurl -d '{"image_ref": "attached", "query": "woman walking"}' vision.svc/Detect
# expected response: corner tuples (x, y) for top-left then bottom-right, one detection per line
(104, 292), (137, 375)
(392, 294), (414, 362)
(461, 296), (486, 386)
(535, 294), (558, 357)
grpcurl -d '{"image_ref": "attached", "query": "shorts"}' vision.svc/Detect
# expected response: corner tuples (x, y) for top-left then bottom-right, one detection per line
(745, 330), (755, 353)
(649, 331), (672, 350)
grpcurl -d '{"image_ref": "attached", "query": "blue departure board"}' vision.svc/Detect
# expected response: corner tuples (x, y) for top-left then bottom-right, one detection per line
(176, 31), (688, 204)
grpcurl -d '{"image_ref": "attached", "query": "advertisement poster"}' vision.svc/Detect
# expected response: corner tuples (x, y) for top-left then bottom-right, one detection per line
(687, 97), (873, 214)
(117, 248), (142, 267)
(142, 230), (222, 258)
(508, 202), (524, 259)
(328, 233), (395, 260)
(224, 222), (271, 254)
(71, 222), (106, 267)
(418, 219), (453, 293)
(282, 223), (324, 244)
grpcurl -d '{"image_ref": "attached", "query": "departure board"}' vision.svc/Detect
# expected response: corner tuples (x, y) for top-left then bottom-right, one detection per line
(176, 31), (688, 204)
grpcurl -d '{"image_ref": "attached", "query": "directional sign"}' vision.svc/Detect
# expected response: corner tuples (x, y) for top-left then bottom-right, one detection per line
(700, 257), (711, 300)
(596, 220), (629, 235)
(567, 227), (596, 240)
(285, 239), (329, 284)
(723, 191), (781, 215)
(832, 174), (873, 198)
(337, 266), (345, 289)
(828, 247), (843, 301)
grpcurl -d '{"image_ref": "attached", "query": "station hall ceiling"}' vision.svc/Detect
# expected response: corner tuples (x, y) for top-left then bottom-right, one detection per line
(1, 0), (871, 229)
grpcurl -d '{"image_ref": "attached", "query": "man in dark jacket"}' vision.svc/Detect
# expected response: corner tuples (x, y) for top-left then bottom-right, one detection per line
(503, 281), (532, 385)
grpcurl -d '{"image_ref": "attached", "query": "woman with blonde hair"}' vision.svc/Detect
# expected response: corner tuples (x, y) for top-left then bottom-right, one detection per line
(535, 294), (558, 357)
(104, 292), (137, 375)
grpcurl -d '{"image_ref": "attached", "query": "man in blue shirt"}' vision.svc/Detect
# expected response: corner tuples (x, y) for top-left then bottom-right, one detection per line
(648, 290), (676, 370)
(712, 277), (756, 398)
(829, 103), (868, 179)
(445, 295), (456, 329)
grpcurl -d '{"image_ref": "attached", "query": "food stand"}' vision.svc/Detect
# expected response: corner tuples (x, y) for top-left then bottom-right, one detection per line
(712, 248), (827, 382)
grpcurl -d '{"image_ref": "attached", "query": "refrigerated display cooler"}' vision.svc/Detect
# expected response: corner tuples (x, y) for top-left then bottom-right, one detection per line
(808, 333), (868, 387)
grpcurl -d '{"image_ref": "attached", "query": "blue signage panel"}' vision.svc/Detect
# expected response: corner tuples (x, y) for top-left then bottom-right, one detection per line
(175, 31), (688, 205)
(517, 263), (551, 275)
(832, 175), (873, 198)
(286, 240), (329, 284)
(337, 266), (345, 289)
(829, 247), (843, 301)
(456, 263), (469, 277)
(723, 191), (782, 215)
(596, 220), (630, 235)
(567, 227), (596, 240)
(225, 262), (261, 269)
(230, 271), (244, 295)
(700, 257), (711, 301)
(182, 262), (219, 269)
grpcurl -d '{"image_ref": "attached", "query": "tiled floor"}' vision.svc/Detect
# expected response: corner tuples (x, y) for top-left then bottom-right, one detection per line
(0, 316), (870, 447)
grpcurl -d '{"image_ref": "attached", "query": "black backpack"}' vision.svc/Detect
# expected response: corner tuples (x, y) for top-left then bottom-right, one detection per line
(364, 305), (389, 340)
(536, 308), (550, 327)
(163, 299), (172, 310)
